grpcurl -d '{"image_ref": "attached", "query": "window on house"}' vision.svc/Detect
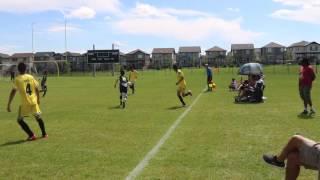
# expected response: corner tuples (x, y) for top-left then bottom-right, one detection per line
(246, 50), (250, 55)
(137, 54), (143, 59)
(267, 48), (272, 53)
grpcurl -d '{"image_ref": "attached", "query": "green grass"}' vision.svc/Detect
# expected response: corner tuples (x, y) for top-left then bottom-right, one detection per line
(0, 66), (320, 179)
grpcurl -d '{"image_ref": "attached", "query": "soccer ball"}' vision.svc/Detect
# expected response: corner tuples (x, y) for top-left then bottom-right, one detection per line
(127, 81), (132, 87)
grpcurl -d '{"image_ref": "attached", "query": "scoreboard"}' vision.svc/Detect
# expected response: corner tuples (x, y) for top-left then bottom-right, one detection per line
(87, 49), (120, 64)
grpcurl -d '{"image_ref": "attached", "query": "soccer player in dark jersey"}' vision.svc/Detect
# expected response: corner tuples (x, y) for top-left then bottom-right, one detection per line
(40, 71), (48, 97)
(114, 69), (128, 108)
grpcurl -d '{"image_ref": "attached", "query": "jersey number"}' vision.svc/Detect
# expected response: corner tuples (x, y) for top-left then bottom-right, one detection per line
(26, 83), (32, 95)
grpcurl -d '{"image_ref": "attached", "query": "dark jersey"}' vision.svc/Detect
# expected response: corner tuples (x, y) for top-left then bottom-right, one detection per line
(41, 75), (47, 87)
(119, 75), (128, 93)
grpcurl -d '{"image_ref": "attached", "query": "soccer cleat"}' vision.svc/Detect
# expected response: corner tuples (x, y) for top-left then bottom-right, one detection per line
(27, 134), (37, 141)
(188, 90), (193, 96)
(310, 109), (316, 115)
(42, 134), (48, 138)
(301, 110), (308, 115)
(263, 154), (285, 168)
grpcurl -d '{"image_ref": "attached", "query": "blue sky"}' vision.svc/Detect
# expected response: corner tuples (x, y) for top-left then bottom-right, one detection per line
(0, 0), (319, 54)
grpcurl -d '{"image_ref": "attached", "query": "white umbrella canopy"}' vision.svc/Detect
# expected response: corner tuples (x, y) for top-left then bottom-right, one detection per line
(238, 63), (263, 75)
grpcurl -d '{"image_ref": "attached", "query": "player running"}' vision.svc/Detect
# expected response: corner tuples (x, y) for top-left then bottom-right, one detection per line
(173, 64), (192, 107)
(114, 69), (128, 108)
(128, 66), (138, 94)
(7, 62), (48, 141)
(40, 70), (48, 97)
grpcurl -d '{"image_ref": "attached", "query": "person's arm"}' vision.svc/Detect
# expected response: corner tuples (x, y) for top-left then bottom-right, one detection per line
(176, 76), (184, 85)
(7, 89), (17, 112)
(35, 86), (40, 105)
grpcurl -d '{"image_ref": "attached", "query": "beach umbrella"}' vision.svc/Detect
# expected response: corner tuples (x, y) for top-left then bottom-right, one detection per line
(238, 63), (263, 75)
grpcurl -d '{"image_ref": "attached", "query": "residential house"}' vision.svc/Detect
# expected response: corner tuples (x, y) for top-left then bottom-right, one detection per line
(64, 52), (87, 72)
(205, 46), (227, 66)
(10, 53), (34, 64)
(287, 41), (309, 62)
(254, 48), (262, 63)
(177, 46), (201, 67)
(261, 42), (286, 64)
(151, 48), (176, 69)
(125, 49), (150, 69)
(0, 53), (10, 73)
(303, 42), (320, 63)
(34, 52), (57, 73)
(231, 44), (255, 65)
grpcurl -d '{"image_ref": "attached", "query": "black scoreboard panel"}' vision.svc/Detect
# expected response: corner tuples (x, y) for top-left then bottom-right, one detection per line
(87, 49), (120, 63)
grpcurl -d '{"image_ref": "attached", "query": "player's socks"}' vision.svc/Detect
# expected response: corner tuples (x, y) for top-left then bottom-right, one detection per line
(36, 118), (47, 136)
(18, 119), (34, 137)
(178, 95), (186, 106)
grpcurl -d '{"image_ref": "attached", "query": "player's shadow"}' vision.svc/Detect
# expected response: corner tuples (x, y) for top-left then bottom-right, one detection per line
(0, 139), (27, 147)
(297, 113), (314, 119)
(167, 106), (184, 110)
(108, 105), (121, 109)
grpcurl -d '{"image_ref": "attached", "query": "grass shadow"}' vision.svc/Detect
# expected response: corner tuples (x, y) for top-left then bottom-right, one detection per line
(167, 106), (184, 110)
(0, 139), (27, 147)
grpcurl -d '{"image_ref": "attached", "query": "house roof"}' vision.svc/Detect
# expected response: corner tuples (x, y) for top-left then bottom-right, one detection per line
(127, 49), (149, 55)
(206, 46), (226, 52)
(35, 52), (55, 57)
(178, 46), (201, 53)
(152, 48), (175, 54)
(63, 52), (82, 56)
(231, 44), (254, 50)
(288, 41), (309, 47)
(11, 53), (34, 58)
(306, 41), (320, 46)
(263, 42), (285, 48)
(0, 53), (10, 58)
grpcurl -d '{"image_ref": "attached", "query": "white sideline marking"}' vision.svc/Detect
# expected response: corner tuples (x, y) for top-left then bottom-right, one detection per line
(125, 89), (205, 180)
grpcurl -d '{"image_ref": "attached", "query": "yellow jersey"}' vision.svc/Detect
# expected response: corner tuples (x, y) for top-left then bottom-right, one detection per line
(14, 74), (39, 106)
(177, 69), (186, 88)
(129, 70), (138, 82)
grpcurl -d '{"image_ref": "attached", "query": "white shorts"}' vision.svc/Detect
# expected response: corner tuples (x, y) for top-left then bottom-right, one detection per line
(299, 140), (320, 170)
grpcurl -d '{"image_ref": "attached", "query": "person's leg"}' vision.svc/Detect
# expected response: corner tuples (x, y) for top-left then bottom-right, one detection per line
(34, 114), (47, 137)
(300, 87), (308, 113)
(277, 135), (305, 161)
(177, 90), (185, 106)
(285, 152), (301, 180)
(42, 85), (47, 97)
(305, 87), (314, 113)
(132, 83), (135, 94)
(17, 106), (34, 138)
(17, 117), (34, 138)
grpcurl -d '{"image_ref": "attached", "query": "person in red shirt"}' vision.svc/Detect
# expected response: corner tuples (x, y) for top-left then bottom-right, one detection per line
(299, 58), (316, 115)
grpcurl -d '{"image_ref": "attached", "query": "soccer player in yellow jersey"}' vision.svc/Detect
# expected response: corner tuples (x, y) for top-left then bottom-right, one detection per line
(128, 66), (138, 94)
(7, 62), (47, 141)
(173, 64), (192, 106)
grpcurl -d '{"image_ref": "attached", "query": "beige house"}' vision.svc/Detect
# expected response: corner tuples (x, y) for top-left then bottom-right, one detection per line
(261, 42), (286, 64)
(205, 46), (227, 66)
(177, 46), (201, 67)
(231, 44), (255, 65)
(287, 41), (309, 61)
(125, 49), (150, 69)
(151, 48), (176, 69)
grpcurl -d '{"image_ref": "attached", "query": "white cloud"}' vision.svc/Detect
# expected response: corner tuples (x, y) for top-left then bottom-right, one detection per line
(272, 0), (320, 24)
(0, 0), (121, 17)
(227, 8), (240, 12)
(48, 25), (81, 32)
(66, 6), (96, 19)
(0, 45), (20, 55)
(113, 3), (261, 42)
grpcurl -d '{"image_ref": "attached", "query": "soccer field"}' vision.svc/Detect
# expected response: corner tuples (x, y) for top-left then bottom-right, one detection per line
(1, 66), (320, 179)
